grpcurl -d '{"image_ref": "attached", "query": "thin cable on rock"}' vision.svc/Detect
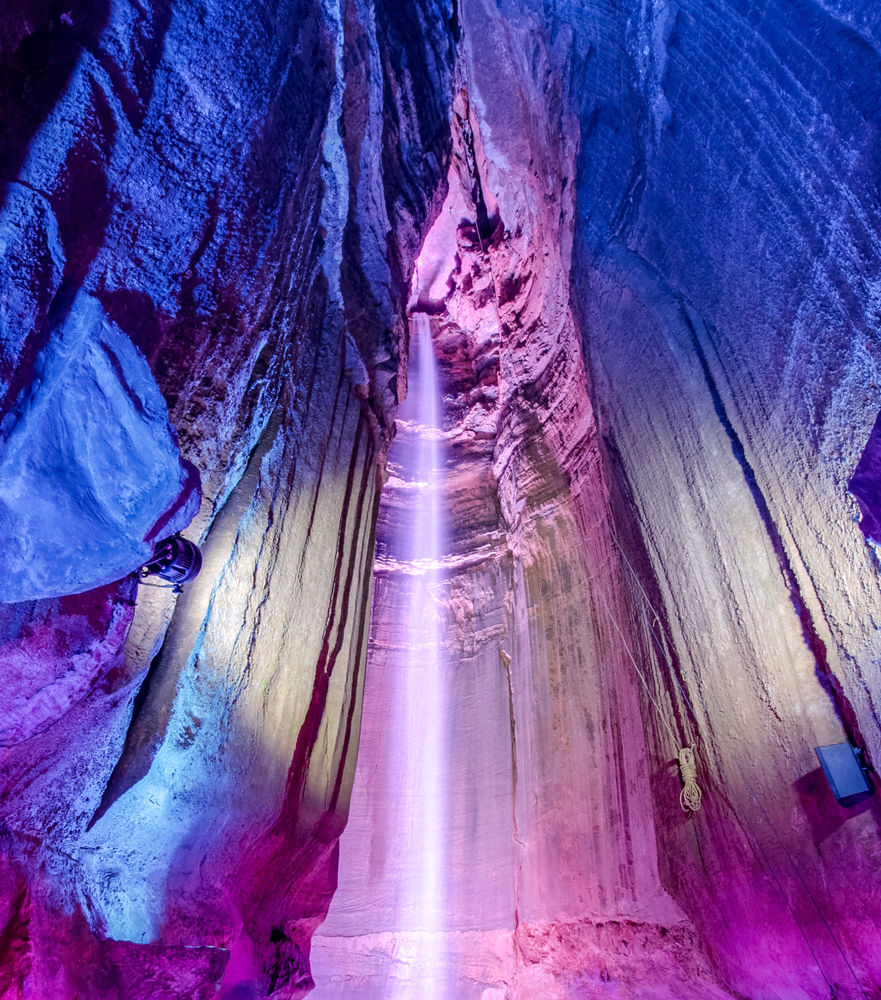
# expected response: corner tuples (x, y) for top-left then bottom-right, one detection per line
(595, 586), (702, 812)
(608, 527), (868, 999)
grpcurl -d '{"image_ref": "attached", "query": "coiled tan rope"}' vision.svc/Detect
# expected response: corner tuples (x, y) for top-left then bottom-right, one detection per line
(678, 744), (702, 812)
(597, 586), (702, 813)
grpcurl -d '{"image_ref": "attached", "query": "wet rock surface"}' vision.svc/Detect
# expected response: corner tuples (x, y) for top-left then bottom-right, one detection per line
(567, 1), (881, 995)
(316, 1), (881, 999)
(2, 0), (881, 998)
(311, 8), (727, 995)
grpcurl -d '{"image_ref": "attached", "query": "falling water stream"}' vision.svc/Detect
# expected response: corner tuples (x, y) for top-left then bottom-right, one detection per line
(389, 311), (450, 997)
(309, 312), (451, 998)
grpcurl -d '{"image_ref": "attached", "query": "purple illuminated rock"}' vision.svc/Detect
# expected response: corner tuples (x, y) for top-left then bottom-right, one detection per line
(3, 0), (881, 998)
(0, 0), (453, 997)
(0, 578), (135, 747)
(316, 1), (881, 998)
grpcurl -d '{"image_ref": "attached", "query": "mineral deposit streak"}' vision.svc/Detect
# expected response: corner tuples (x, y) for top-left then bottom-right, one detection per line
(391, 311), (450, 998)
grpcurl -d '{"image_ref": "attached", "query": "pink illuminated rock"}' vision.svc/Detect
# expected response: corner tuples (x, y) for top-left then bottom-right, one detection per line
(312, 8), (728, 995)
(0, 580), (135, 747)
(3, 0), (881, 997)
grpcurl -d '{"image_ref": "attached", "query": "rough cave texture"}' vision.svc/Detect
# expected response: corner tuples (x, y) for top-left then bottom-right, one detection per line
(0, 0), (454, 995)
(568, 1), (881, 996)
(2, 0), (881, 999)
(315, 1), (881, 998)
(311, 64), (728, 998)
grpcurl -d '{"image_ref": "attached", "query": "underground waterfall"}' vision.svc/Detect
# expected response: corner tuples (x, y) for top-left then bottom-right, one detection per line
(3, 2), (881, 996)
(311, 313), (453, 997)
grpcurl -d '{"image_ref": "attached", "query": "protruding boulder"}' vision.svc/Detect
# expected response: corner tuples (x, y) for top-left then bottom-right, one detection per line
(0, 293), (200, 602)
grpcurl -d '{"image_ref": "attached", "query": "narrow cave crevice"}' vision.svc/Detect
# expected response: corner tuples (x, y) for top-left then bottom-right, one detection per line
(849, 410), (881, 547)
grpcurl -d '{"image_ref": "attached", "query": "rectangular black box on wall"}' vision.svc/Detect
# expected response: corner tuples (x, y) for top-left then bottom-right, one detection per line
(815, 743), (873, 807)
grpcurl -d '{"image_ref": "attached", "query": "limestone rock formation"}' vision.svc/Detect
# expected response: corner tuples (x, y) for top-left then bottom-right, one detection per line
(318, 1), (881, 997)
(569, 1), (881, 995)
(0, 0), (454, 995)
(1, 0), (881, 998)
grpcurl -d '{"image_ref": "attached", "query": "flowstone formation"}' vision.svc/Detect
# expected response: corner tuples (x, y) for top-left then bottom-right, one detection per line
(1, 0), (881, 998)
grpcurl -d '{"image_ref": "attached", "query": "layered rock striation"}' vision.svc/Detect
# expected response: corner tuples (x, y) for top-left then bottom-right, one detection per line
(317, 1), (881, 998)
(2, 0), (881, 998)
(567, 1), (881, 996)
(0, 0), (454, 995)
(311, 11), (728, 995)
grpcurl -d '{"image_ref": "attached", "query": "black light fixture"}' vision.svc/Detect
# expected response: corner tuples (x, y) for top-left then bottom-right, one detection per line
(139, 534), (202, 593)
(815, 743), (873, 807)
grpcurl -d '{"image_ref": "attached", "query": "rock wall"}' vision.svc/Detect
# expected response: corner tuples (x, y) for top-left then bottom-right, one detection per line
(3, 0), (881, 998)
(312, 4), (730, 996)
(315, 2), (881, 999)
(567, 1), (881, 997)
(0, 0), (454, 996)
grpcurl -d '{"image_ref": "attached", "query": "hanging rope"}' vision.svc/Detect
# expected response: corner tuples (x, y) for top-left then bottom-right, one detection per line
(678, 745), (702, 812)
(596, 586), (702, 812)
(607, 533), (875, 996)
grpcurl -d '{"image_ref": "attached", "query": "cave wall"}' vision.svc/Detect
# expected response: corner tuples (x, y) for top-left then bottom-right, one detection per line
(2, 0), (881, 998)
(315, 1), (881, 999)
(312, 2), (733, 996)
(0, 0), (455, 996)
(565, 1), (881, 997)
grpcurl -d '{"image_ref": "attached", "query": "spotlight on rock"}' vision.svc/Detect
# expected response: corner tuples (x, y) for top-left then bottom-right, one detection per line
(815, 742), (873, 807)
(139, 534), (202, 593)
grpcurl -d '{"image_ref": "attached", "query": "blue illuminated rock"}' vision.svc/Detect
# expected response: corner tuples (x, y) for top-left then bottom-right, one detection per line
(2, 0), (881, 998)
(0, 293), (200, 602)
(0, 0), (453, 997)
